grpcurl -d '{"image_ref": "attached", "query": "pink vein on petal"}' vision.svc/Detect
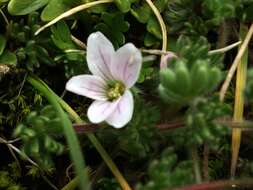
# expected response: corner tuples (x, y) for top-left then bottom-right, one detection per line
(96, 47), (112, 80)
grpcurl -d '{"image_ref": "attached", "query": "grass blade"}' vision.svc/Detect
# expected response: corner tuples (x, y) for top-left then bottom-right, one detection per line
(27, 76), (89, 190)
(231, 23), (248, 177)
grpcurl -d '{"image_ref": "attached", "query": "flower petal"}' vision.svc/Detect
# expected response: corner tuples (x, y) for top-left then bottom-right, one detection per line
(66, 75), (107, 100)
(105, 90), (134, 128)
(111, 43), (142, 88)
(87, 100), (118, 123)
(87, 32), (115, 80)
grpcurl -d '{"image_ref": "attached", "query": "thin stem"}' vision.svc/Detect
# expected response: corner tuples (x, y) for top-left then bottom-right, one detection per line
(17, 73), (27, 97)
(219, 23), (253, 101)
(172, 178), (253, 190)
(0, 137), (39, 167)
(0, 7), (9, 26)
(35, 0), (113, 35)
(156, 118), (253, 131)
(191, 147), (202, 184)
(66, 163), (74, 181)
(6, 138), (21, 144)
(216, 21), (229, 49)
(64, 49), (86, 54)
(7, 146), (22, 172)
(208, 41), (241, 55)
(145, 0), (167, 60)
(0, 137), (60, 190)
(141, 49), (175, 55)
(41, 174), (59, 190)
(141, 41), (241, 56)
(71, 35), (86, 49)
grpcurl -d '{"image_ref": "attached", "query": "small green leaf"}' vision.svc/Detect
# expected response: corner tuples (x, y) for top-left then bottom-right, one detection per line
(114, 0), (131, 13)
(0, 50), (17, 66)
(94, 12), (129, 47)
(51, 21), (74, 50)
(130, 0), (168, 24)
(147, 16), (162, 39)
(144, 33), (160, 47)
(0, 35), (6, 56)
(8, 0), (49, 15)
(154, 0), (169, 12)
(51, 21), (83, 61)
(30, 139), (40, 154)
(131, 4), (151, 23)
(41, 0), (69, 21)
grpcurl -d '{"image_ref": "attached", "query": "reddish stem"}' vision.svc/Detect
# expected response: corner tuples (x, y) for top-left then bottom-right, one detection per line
(172, 179), (253, 190)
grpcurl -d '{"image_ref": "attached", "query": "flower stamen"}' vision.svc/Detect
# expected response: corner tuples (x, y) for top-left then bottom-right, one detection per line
(106, 81), (125, 101)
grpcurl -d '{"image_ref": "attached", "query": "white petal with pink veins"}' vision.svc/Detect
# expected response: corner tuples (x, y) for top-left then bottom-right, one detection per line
(87, 32), (115, 80)
(111, 43), (142, 88)
(87, 100), (119, 123)
(66, 75), (107, 101)
(106, 90), (134, 128)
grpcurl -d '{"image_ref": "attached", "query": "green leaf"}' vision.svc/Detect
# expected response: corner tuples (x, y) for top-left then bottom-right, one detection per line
(8, 0), (49, 15)
(154, 0), (169, 12)
(51, 21), (83, 61)
(41, 0), (69, 21)
(114, 0), (131, 13)
(131, 4), (151, 23)
(0, 50), (17, 66)
(147, 16), (162, 39)
(0, 35), (6, 56)
(144, 32), (160, 47)
(94, 12), (129, 47)
(51, 21), (75, 50)
(131, 0), (168, 24)
(0, 0), (9, 3)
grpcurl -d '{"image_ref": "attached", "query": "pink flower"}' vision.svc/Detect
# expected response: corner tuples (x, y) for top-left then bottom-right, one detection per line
(66, 32), (142, 128)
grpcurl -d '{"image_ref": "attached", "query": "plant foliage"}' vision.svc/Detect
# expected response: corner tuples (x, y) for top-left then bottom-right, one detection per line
(1, 0), (253, 189)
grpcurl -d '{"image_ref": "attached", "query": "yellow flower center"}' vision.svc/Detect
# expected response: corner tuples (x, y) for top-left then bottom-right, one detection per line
(106, 81), (125, 101)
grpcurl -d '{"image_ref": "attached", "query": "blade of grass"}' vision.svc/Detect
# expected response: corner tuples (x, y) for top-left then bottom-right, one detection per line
(231, 23), (248, 177)
(29, 76), (132, 190)
(219, 23), (253, 101)
(27, 76), (89, 190)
